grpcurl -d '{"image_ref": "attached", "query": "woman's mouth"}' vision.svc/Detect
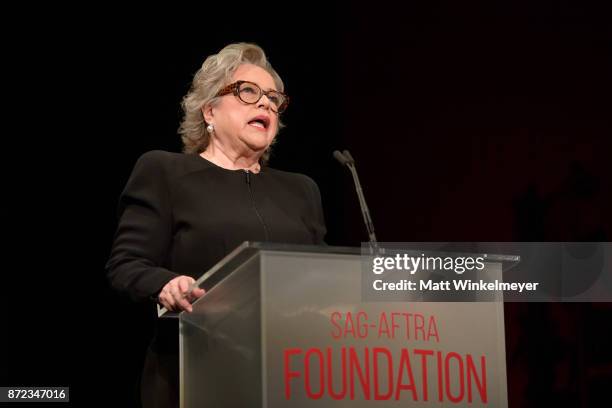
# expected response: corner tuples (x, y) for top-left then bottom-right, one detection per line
(247, 115), (270, 130)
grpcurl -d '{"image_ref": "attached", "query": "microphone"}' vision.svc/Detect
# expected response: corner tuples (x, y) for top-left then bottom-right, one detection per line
(333, 150), (378, 250)
(333, 150), (350, 166)
(342, 150), (355, 165)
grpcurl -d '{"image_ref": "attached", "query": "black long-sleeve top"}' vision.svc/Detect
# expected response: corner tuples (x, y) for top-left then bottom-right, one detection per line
(106, 150), (327, 302)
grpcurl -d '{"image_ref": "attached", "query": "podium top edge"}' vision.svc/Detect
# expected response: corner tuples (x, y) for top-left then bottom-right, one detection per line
(240, 242), (521, 262)
(241, 241), (362, 254)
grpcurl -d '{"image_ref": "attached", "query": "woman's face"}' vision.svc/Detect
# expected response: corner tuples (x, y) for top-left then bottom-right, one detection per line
(204, 64), (280, 156)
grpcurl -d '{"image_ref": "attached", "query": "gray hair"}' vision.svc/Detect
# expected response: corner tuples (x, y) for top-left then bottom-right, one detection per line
(178, 43), (285, 163)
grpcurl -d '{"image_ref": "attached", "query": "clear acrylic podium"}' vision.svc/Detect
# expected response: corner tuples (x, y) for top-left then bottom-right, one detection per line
(178, 242), (515, 408)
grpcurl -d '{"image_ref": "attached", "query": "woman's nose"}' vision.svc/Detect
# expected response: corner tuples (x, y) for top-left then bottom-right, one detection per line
(257, 94), (272, 110)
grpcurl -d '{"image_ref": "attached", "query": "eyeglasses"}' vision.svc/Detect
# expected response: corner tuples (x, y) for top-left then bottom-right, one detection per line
(216, 80), (289, 113)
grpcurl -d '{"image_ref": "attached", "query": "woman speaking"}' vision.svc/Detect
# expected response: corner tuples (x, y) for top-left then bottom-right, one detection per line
(106, 43), (327, 408)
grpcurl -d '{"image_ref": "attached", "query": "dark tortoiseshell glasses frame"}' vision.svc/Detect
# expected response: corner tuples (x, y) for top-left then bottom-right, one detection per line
(216, 80), (289, 113)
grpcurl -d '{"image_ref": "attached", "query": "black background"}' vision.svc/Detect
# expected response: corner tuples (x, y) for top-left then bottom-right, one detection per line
(4, 1), (611, 407)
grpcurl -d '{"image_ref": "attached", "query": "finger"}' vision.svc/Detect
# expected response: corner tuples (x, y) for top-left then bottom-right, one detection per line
(175, 295), (193, 312)
(191, 287), (205, 299)
(160, 292), (176, 311)
(171, 287), (193, 312)
(177, 278), (191, 296)
(167, 285), (183, 309)
(160, 280), (178, 310)
(184, 287), (203, 303)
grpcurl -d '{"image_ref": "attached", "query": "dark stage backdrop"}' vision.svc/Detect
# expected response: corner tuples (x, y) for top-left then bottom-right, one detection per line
(4, 2), (611, 407)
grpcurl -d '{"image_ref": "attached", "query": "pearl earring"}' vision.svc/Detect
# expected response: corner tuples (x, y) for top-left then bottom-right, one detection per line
(206, 124), (214, 133)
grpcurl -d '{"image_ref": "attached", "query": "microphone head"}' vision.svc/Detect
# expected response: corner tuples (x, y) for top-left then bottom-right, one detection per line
(342, 150), (355, 165)
(333, 150), (350, 166)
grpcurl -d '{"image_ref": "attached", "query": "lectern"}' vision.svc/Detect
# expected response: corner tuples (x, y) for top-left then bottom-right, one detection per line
(178, 242), (516, 407)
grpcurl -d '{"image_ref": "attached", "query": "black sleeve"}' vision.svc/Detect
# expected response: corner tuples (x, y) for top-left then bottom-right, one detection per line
(106, 151), (179, 303)
(304, 176), (328, 245)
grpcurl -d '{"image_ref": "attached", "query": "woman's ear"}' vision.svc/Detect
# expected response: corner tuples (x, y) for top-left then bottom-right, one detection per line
(202, 104), (214, 125)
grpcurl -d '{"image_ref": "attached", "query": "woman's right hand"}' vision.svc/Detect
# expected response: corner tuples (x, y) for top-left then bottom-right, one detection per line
(158, 275), (205, 312)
